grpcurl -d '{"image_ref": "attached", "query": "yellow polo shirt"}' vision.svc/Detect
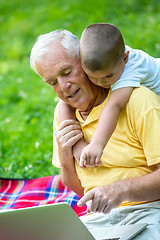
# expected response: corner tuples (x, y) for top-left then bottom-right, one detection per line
(53, 86), (160, 207)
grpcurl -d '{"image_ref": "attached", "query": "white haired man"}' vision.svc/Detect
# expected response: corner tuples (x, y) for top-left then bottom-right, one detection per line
(30, 29), (160, 239)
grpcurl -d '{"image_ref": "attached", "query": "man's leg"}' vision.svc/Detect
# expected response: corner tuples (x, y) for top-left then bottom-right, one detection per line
(80, 201), (160, 239)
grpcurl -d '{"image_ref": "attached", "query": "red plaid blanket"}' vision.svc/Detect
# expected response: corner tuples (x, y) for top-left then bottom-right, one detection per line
(0, 175), (87, 217)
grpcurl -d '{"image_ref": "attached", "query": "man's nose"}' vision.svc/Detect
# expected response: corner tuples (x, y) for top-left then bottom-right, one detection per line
(58, 77), (71, 91)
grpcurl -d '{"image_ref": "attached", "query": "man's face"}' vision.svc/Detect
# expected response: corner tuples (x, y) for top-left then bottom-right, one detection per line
(36, 44), (99, 111)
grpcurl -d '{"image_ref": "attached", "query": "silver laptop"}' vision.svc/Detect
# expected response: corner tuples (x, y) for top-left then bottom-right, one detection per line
(0, 203), (147, 240)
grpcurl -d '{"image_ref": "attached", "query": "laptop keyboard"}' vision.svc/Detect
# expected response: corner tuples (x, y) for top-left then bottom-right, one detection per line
(102, 238), (120, 240)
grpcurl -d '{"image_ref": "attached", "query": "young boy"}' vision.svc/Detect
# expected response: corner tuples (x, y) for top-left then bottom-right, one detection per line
(59, 23), (160, 168)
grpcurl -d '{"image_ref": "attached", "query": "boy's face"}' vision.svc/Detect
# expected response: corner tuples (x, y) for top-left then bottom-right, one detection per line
(82, 51), (129, 89)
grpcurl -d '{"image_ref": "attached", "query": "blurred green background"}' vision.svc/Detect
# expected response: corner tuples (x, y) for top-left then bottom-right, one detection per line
(0, 0), (160, 179)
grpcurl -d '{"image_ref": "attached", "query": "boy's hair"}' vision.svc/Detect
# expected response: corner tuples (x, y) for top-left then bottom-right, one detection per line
(80, 23), (125, 71)
(30, 30), (80, 75)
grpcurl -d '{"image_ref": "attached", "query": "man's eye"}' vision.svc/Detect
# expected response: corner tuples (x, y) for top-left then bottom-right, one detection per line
(106, 74), (113, 78)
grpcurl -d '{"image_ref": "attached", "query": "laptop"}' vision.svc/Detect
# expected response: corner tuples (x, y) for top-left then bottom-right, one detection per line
(0, 203), (147, 240)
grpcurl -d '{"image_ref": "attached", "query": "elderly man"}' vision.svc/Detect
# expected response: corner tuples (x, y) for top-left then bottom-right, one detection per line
(30, 30), (160, 238)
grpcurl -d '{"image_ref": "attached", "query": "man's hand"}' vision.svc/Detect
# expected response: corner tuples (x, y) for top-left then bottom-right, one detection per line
(56, 119), (84, 196)
(77, 182), (124, 214)
(56, 119), (83, 163)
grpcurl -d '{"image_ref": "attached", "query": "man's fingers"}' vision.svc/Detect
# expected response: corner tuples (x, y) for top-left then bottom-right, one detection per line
(66, 132), (83, 147)
(58, 119), (80, 129)
(77, 190), (94, 207)
(57, 120), (81, 136)
(86, 200), (92, 213)
(57, 128), (83, 148)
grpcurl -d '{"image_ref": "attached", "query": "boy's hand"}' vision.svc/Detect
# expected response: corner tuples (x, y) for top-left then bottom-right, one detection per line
(79, 142), (103, 168)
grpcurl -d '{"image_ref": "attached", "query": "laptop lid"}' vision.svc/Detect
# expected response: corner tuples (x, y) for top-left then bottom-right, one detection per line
(0, 203), (95, 240)
(0, 203), (147, 240)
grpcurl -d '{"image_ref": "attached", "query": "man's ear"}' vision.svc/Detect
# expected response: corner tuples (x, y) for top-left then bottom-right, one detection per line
(124, 51), (129, 64)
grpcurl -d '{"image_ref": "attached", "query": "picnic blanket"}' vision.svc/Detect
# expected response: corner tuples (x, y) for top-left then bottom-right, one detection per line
(0, 175), (87, 217)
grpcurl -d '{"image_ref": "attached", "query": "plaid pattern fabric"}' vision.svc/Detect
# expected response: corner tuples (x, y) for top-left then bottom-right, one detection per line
(0, 175), (87, 217)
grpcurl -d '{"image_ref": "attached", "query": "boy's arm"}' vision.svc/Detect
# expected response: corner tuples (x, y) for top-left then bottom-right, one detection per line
(58, 99), (76, 122)
(91, 87), (134, 148)
(79, 87), (134, 168)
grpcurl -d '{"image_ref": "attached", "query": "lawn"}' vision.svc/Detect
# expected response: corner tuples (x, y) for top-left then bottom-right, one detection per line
(0, 0), (160, 179)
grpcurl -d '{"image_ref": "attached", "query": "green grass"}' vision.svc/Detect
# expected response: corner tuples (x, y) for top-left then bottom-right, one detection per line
(0, 0), (160, 178)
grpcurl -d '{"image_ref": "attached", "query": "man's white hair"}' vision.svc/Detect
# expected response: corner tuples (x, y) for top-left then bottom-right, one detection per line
(30, 29), (80, 75)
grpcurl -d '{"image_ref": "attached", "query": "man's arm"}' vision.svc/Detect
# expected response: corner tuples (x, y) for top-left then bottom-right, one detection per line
(55, 119), (84, 196)
(78, 164), (160, 213)
(124, 163), (160, 202)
